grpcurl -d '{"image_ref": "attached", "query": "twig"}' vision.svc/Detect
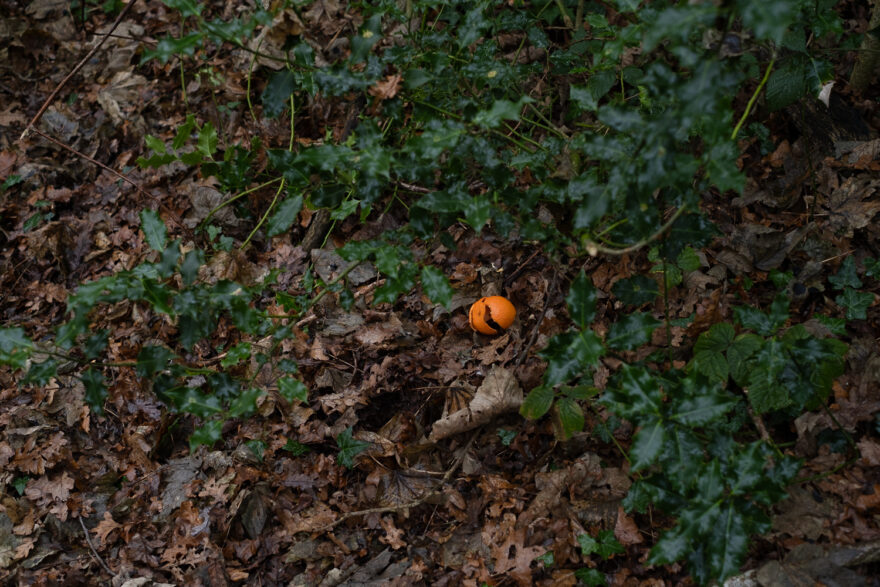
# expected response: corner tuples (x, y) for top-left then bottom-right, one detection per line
(24, 127), (156, 202)
(78, 516), (115, 577)
(19, 0), (136, 141)
(316, 430), (478, 532)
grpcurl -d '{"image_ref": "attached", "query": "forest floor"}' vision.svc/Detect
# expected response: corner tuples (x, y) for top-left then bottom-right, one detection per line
(2, 1), (880, 586)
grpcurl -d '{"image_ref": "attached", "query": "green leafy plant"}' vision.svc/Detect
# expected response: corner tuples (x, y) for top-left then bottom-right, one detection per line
(1, 0), (856, 583)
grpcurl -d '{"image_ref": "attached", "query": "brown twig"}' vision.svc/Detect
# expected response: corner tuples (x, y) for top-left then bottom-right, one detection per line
(316, 430), (478, 533)
(78, 516), (115, 578)
(19, 0), (136, 141)
(25, 127), (156, 202)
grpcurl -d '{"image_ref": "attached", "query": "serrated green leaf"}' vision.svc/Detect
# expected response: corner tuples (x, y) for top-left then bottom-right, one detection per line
(521, 385), (555, 419)
(172, 115), (196, 150)
(472, 96), (534, 129)
(221, 342), (251, 368)
(140, 209), (167, 252)
(197, 123), (218, 158)
(554, 396), (584, 439)
(694, 322), (735, 353)
(462, 196), (491, 233)
(630, 418), (665, 471)
(227, 387), (263, 418)
(141, 31), (205, 65)
(541, 330), (605, 385)
(676, 246), (701, 272)
(420, 265), (454, 308)
(747, 339), (790, 413)
(603, 364), (664, 419)
(670, 389), (738, 426)
(136, 345), (175, 378)
(279, 376), (308, 403)
(728, 333), (763, 386)
(81, 368), (106, 415)
(606, 312), (660, 350)
(189, 420), (223, 451)
(162, 0), (202, 17)
(566, 271), (597, 329)
(23, 358), (58, 385)
(765, 54), (809, 111)
(179, 388), (223, 418)
(266, 195), (303, 237)
(181, 249), (204, 286)
(262, 69), (296, 118)
(612, 275), (660, 306)
(0, 328), (34, 368)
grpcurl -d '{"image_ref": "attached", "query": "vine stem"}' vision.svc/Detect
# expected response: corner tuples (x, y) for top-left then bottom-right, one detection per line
(581, 205), (687, 256)
(731, 56), (775, 141)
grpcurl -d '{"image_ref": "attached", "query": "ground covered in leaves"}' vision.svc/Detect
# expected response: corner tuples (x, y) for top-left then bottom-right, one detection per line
(2, 1), (880, 586)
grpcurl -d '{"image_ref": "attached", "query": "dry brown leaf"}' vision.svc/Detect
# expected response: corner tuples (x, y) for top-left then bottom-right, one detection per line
(428, 367), (523, 441)
(379, 515), (407, 549)
(93, 511), (121, 545)
(368, 74), (402, 101)
(823, 176), (880, 236)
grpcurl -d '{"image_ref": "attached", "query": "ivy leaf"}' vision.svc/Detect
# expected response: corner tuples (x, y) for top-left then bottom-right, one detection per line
(577, 529), (624, 558)
(420, 265), (454, 308)
(566, 271), (597, 329)
(835, 287), (874, 320)
(140, 209), (167, 252)
(266, 195), (303, 237)
(612, 275), (660, 306)
(336, 427), (371, 468)
(828, 256), (862, 290)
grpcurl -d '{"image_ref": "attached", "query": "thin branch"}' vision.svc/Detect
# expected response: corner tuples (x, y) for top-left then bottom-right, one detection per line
(24, 127), (156, 202)
(316, 431), (478, 532)
(20, 0), (136, 141)
(581, 205), (687, 256)
(79, 517), (115, 578)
